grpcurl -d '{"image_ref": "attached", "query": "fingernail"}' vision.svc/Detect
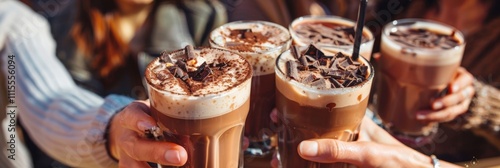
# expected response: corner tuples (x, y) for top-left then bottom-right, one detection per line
(452, 84), (459, 92)
(299, 141), (318, 157)
(416, 114), (426, 120)
(137, 121), (155, 131)
(165, 150), (181, 164)
(433, 101), (443, 109)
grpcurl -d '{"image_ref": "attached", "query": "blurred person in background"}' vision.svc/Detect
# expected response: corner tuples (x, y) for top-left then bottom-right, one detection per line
(2, 0), (226, 167)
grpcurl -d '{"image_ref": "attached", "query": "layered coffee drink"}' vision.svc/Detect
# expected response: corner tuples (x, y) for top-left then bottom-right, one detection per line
(376, 19), (465, 146)
(210, 21), (291, 156)
(290, 16), (374, 60)
(276, 44), (374, 168)
(145, 46), (252, 168)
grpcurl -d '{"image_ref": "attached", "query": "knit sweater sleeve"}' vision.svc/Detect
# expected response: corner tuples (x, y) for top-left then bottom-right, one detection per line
(0, 1), (133, 167)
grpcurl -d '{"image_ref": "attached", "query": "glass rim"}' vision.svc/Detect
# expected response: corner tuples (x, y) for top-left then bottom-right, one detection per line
(209, 20), (292, 55)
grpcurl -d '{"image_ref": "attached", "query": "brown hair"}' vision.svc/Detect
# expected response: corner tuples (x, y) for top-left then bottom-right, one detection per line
(71, 0), (128, 80)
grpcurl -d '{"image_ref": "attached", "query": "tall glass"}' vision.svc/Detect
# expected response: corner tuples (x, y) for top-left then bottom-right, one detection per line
(145, 47), (253, 168)
(210, 21), (291, 156)
(275, 47), (374, 168)
(376, 19), (465, 146)
(289, 15), (375, 61)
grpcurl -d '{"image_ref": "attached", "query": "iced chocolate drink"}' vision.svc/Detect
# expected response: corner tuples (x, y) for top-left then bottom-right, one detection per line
(290, 15), (374, 60)
(276, 44), (373, 168)
(145, 46), (252, 168)
(376, 19), (465, 146)
(210, 21), (291, 156)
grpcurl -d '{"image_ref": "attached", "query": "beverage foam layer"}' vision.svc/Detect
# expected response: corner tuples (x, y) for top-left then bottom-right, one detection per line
(382, 20), (465, 66)
(210, 21), (291, 75)
(146, 47), (252, 119)
(290, 16), (375, 60)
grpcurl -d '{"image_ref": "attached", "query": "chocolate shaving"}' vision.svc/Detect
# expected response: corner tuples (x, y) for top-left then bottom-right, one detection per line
(172, 67), (189, 81)
(304, 44), (320, 58)
(329, 78), (344, 88)
(159, 51), (173, 63)
(291, 45), (301, 59)
(390, 27), (461, 50)
(299, 55), (309, 67)
(285, 44), (368, 89)
(188, 62), (210, 81)
(192, 67), (212, 81)
(302, 74), (316, 84)
(176, 60), (188, 72)
(286, 61), (300, 80)
(185, 45), (196, 59)
(357, 65), (368, 77)
(311, 78), (328, 89)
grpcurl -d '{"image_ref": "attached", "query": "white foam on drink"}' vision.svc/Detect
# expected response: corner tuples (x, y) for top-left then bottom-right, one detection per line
(146, 48), (252, 119)
(210, 21), (291, 76)
(275, 49), (373, 108)
(381, 20), (465, 66)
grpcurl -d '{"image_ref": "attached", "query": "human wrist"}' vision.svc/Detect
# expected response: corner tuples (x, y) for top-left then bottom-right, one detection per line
(105, 111), (122, 162)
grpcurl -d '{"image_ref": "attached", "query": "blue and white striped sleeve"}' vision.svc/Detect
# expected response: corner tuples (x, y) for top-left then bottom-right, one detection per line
(0, 1), (134, 167)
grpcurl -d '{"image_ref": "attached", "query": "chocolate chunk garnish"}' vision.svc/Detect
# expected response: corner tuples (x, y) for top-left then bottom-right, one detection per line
(299, 55), (309, 67)
(286, 60), (300, 80)
(159, 51), (173, 63)
(285, 44), (368, 88)
(173, 67), (189, 81)
(302, 74), (316, 84)
(391, 27), (461, 50)
(294, 23), (369, 45)
(329, 78), (344, 88)
(357, 65), (368, 77)
(291, 45), (301, 59)
(176, 60), (188, 72)
(310, 78), (328, 89)
(304, 44), (320, 58)
(192, 67), (212, 81)
(185, 45), (196, 59)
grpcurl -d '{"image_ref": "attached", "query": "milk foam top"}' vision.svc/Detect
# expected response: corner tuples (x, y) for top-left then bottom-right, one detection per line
(146, 47), (252, 119)
(290, 15), (375, 59)
(275, 47), (373, 108)
(210, 21), (291, 76)
(382, 19), (465, 66)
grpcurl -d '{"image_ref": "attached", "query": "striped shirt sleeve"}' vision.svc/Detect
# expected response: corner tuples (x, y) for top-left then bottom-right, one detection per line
(0, 1), (134, 167)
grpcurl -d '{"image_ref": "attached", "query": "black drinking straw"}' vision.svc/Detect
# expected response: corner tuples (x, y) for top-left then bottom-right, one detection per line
(352, 0), (368, 61)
